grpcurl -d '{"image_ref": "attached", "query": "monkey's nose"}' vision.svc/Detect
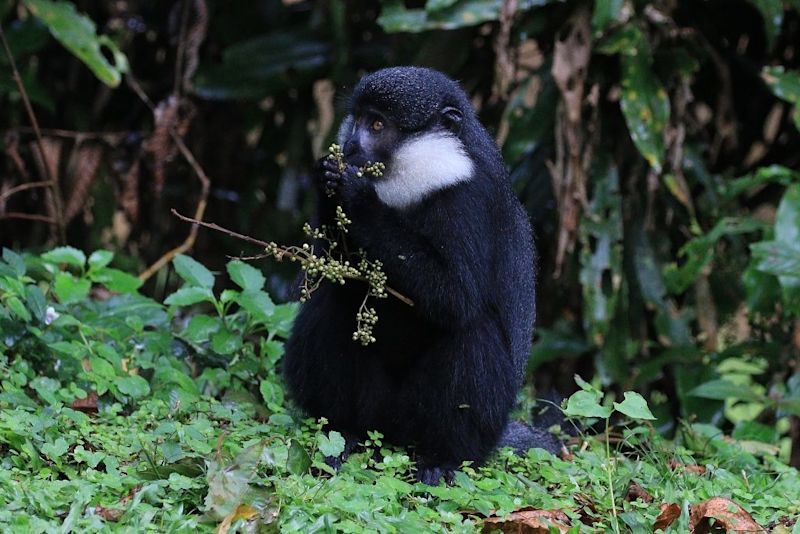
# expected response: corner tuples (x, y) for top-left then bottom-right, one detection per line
(344, 139), (359, 159)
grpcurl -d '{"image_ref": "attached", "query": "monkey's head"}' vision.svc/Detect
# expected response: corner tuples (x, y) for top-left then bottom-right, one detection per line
(337, 67), (502, 209)
(338, 67), (474, 166)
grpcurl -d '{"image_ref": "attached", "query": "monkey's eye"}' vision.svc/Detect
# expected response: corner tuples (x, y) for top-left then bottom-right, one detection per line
(371, 119), (384, 132)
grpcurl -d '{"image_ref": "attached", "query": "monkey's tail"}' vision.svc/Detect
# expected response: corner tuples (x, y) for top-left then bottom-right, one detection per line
(498, 421), (563, 456)
(497, 390), (576, 456)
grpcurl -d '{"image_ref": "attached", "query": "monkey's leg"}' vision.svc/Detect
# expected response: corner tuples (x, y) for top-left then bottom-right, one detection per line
(323, 430), (360, 470)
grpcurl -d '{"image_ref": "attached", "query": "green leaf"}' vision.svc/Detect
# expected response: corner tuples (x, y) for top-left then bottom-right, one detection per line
(619, 38), (670, 172)
(529, 328), (591, 370)
(426, 0), (458, 12)
(91, 267), (143, 294)
(30, 376), (60, 405)
(87, 250), (113, 270)
(236, 290), (275, 322)
(164, 286), (215, 307)
(42, 246), (86, 267)
(24, 284), (47, 322)
(732, 421), (778, 444)
(53, 272), (91, 304)
(689, 379), (765, 402)
(579, 164), (623, 344)
(613, 392), (656, 420)
(751, 241), (800, 278)
(664, 217), (765, 294)
(22, 0), (128, 87)
(182, 314), (221, 344)
(6, 296), (31, 322)
(2, 248), (26, 276)
(115, 375), (150, 399)
(287, 440), (312, 475)
(591, 0), (625, 33)
(563, 390), (613, 419)
(762, 67), (800, 130)
(752, 184), (800, 313)
(204, 458), (251, 520)
(211, 328), (242, 355)
(259, 379), (284, 409)
(41, 437), (69, 459)
(173, 255), (215, 289)
(317, 431), (346, 458)
(193, 29), (331, 101)
(748, 0), (783, 49)
(226, 260), (265, 292)
(378, 0), (551, 33)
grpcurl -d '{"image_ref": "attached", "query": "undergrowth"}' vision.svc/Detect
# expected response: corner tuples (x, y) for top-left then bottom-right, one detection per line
(0, 248), (797, 532)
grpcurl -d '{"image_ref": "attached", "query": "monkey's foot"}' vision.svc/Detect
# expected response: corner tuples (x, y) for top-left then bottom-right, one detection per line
(415, 462), (456, 486)
(323, 431), (359, 471)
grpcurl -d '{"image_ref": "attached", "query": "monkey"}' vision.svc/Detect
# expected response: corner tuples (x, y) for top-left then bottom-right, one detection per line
(283, 66), (560, 485)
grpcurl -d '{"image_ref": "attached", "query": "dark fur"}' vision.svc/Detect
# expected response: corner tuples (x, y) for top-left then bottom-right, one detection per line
(283, 67), (557, 483)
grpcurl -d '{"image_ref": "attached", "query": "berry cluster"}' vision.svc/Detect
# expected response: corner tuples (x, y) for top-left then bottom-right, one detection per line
(262, 144), (391, 345)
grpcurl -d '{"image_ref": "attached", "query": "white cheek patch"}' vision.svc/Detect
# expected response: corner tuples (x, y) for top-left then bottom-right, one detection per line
(376, 132), (474, 209)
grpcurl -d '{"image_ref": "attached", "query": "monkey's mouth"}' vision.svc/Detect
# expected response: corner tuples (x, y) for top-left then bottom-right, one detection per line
(346, 155), (388, 181)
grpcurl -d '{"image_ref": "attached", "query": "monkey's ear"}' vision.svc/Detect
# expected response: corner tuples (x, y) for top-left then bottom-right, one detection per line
(441, 106), (463, 134)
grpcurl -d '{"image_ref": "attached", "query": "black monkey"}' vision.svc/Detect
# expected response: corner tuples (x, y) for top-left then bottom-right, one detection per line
(283, 67), (560, 484)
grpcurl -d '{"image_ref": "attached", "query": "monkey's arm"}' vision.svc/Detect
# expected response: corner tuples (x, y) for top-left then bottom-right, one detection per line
(336, 172), (490, 327)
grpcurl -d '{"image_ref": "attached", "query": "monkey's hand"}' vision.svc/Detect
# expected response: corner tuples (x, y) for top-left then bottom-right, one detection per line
(320, 157), (376, 205)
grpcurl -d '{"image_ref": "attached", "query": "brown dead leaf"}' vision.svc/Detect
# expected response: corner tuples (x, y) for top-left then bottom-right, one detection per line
(481, 508), (572, 533)
(65, 143), (103, 223)
(690, 497), (765, 534)
(626, 481), (653, 503)
(95, 505), (124, 522)
(94, 486), (140, 522)
(216, 504), (259, 534)
(71, 391), (99, 413)
(654, 503), (681, 531)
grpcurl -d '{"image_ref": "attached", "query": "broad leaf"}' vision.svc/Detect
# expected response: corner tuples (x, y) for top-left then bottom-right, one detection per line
(613, 392), (656, 420)
(23, 0), (128, 87)
(173, 255), (215, 289)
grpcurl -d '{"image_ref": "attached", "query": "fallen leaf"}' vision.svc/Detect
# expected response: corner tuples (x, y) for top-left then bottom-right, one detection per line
(94, 505), (124, 522)
(690, 497), (765, 534)
(626, 481), (653, 503)
(71, 391), (99, 413)
(482, 508), (572, 533)
(216, 504), (259, 534)
(654, 503), (681, 531)
(93, 486), (140, 522)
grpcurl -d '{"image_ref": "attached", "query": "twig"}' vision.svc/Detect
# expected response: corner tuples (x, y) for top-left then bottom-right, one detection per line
(173, 0), (191, 96)
(128, 75), (211, 282)
(171, 209), (415, 307)
(0, 180), (52, 203)
(0, 212), (57, 223)
(7, 126), (134, 142)
(0, 23), (66, 241)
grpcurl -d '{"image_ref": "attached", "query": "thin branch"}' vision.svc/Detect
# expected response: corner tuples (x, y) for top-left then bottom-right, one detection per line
(128, 75), (211, 282)
(171, 209), (415, 307)
(0, 180), (53, 203)
(173, 0), (191, 96)
(8, 126), (134, 141)
(0, 212), (57, 223)
(0, 22), (66, 242)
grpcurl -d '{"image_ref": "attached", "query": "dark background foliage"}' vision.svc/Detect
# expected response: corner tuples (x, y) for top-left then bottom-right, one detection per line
(1, 0), (799, 463)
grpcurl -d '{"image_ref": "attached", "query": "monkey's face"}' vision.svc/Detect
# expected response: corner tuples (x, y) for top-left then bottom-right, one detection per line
(338, 105), (464, 175)
(340, 108), (401, 170)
